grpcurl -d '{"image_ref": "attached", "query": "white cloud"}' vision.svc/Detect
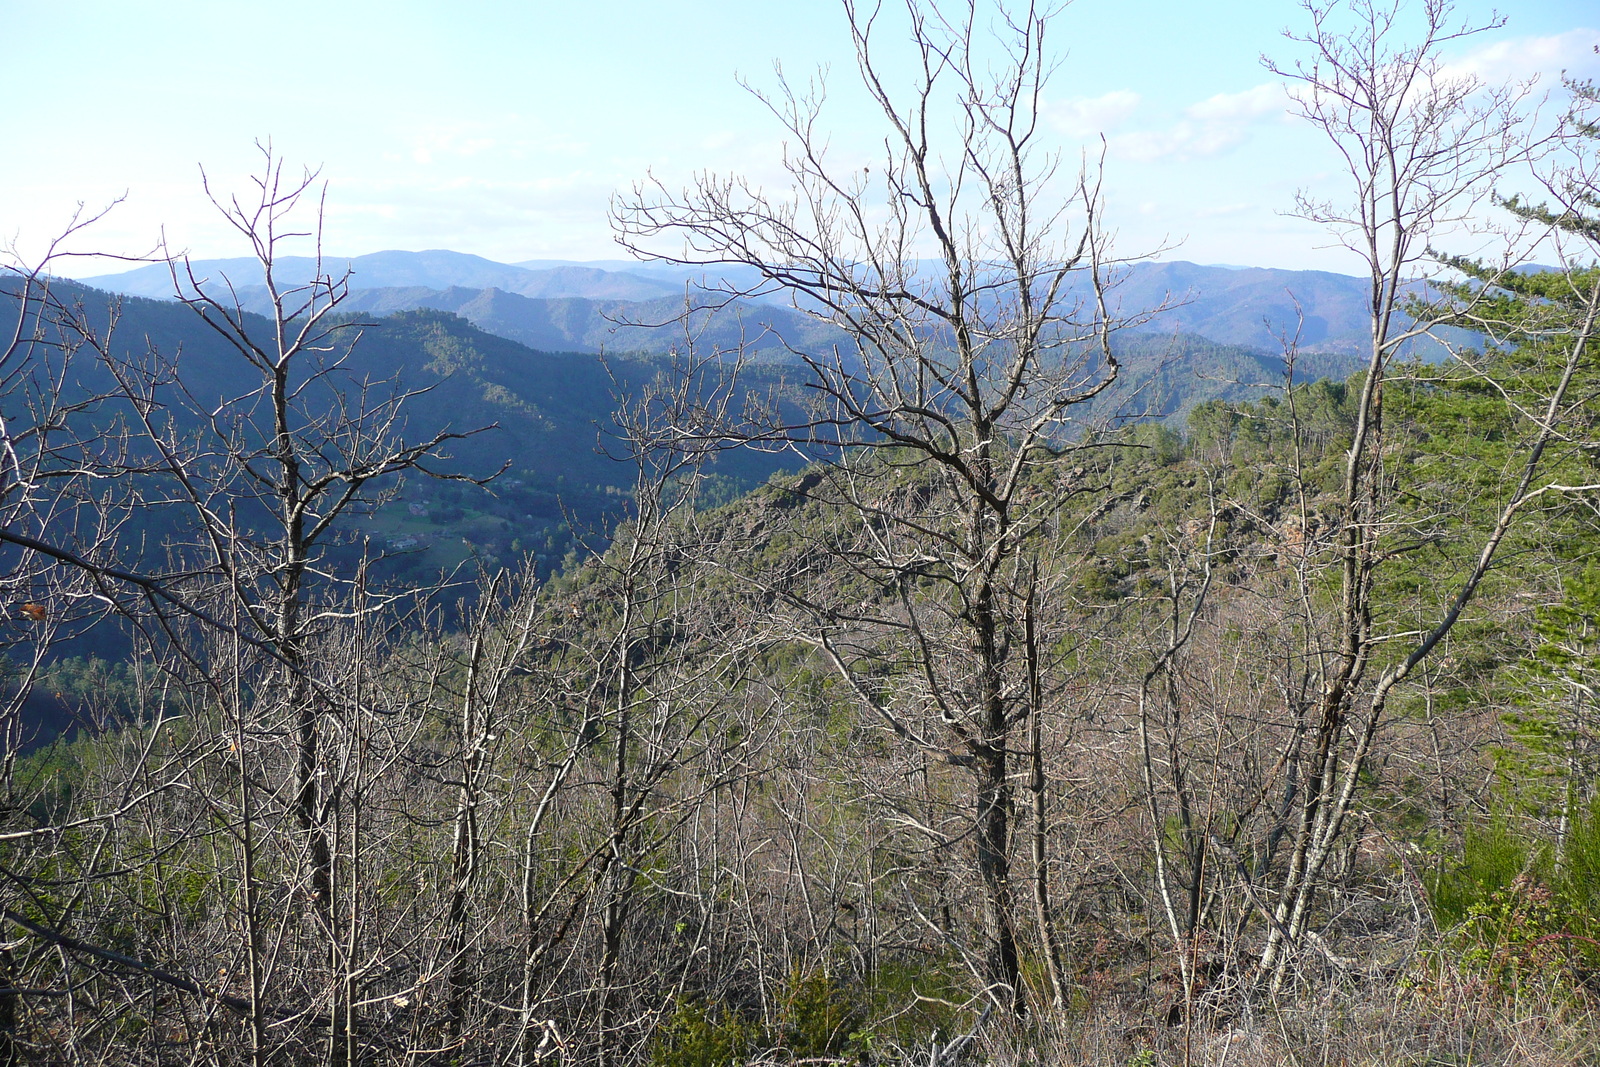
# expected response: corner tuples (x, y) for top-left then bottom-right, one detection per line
(1044, 90), (1142, 138)
(1186, 82), (1290, 122)
(1441, 28), (1600, 85)
(1102, 82), (1291, 163)
(1110, 120), (1249, 163)
(1110, 126), (1190, 162)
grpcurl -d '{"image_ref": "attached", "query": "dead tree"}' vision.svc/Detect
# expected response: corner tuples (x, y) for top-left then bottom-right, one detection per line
(614, 0), (1152, 1014)
(1251, 0), (1592, 987)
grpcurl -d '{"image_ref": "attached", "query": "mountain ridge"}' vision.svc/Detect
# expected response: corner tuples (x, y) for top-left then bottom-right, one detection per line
(80, 249), (685, 304)
(82, 249), (1475, 360)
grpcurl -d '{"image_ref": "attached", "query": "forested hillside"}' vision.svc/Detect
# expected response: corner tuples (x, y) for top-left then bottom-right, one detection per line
(4, 317), (1595, 1064)
(0, 277), (803, 594)
(2, 1), (1599, 1065)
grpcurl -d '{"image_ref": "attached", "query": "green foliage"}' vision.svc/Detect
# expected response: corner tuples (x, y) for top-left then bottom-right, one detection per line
(36, 655), (144, 725)
(858, 958), (965, 1046)
(1495, 564), (1600, 822)
(1187, 376), (1356, 470)
(1562, 795), (1600, 929)
(1427, 551), (1600, 974)
(1125, 423), (1183, 466)
(10, 730), (94, 823)
(774, 968), (865, 1057)
(647, 965), (959, 1065)
(1428, 801), (1600, 994)
(682, 473), (756, 512)
(649, 998), (758, 1067)
(1454, 874), (1572, 997)
(1427, 818), (1538, 931)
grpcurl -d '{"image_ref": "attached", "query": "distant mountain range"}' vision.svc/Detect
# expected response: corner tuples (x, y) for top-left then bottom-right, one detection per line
(8, 265), (1369, 682)
(5, 276), (811, 606)
(331, 285), (846, 362)
(83, 249), (1442, 361)
(82, 249), (689, 303)
(45, 253), (1379, 487)
(74, 248), (1418, 439)
(20, 275), (808, 489)
(1103, 261), (1378, 355)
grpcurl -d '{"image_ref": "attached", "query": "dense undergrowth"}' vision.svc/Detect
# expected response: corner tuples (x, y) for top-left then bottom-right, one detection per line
(3, 346), (1598, 1064)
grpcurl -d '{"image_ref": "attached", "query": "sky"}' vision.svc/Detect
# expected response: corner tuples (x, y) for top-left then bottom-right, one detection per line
(3, 0), (1597, 279)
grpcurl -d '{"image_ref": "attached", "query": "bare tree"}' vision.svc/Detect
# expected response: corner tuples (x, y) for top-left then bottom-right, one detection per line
(503, 336), (778, 1064)
(0, 213), (231, 1066)
(1251, 0), (1595, 986)
(0, 148), (499, 1064)
(614, 0), (1151, 1015)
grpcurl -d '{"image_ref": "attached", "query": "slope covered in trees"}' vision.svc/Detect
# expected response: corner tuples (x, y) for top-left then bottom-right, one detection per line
(4, 350), (1596, 1064)
(2, 1), (1598, 1064)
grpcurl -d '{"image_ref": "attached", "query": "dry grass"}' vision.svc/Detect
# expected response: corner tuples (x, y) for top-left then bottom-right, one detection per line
(957, 964), (1600, 1067)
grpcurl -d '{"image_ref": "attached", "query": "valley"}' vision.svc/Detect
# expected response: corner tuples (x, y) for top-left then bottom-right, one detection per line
(2, 1), (1597, 1063)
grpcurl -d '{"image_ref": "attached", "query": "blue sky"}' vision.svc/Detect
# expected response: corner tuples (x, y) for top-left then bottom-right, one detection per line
(4, 0), (1597, 277)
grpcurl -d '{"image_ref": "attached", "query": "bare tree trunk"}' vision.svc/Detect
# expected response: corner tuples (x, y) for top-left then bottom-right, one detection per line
(613, 0), (1146, 1016)
(596, 582), (638, 1067)
(972, 562), (1022, 1011)
(228, 623), (269, 1067)
(0, 946), (17, 1067)
(444, 587), (498, 1039)
(1024, 585), (1067, 1013)
(1254, 0), (1548, 986)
